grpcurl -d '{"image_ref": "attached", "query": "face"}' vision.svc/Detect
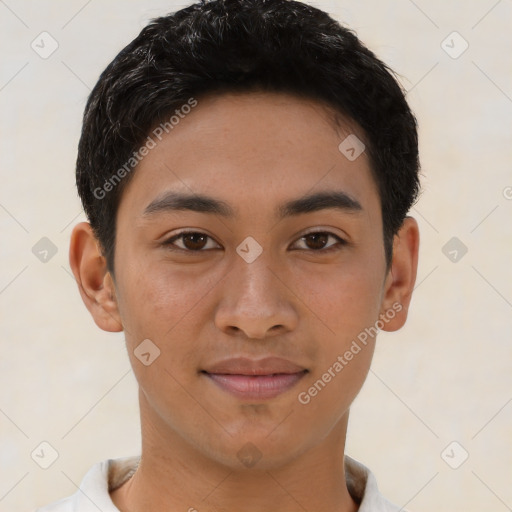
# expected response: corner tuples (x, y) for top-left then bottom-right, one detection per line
(85, 91), (410, 470)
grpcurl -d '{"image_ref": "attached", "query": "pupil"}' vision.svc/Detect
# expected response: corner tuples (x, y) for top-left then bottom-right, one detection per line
(185, 233), (206, 250)
(307, 233), (327, 249)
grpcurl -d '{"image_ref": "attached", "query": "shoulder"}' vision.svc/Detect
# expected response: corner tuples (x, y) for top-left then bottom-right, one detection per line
(345, 455), (409, 512)
(34, 455), (140, 512)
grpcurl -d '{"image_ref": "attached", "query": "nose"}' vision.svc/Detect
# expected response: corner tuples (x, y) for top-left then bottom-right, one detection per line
(214, 251), (299, 340)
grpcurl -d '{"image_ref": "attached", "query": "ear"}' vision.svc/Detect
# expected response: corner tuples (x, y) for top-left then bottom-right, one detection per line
(68, 222), (123, 332)
(379, 217), (419, 332)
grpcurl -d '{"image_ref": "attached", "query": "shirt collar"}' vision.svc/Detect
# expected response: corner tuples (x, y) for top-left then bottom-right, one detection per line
(68, 454), (402, 511)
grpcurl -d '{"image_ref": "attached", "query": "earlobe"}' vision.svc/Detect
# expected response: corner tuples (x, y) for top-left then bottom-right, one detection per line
(380, 217), (420, 332)
(69, 222), (123, 332)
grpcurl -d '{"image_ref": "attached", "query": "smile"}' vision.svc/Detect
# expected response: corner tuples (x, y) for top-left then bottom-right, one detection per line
(203, 370), (308, 400)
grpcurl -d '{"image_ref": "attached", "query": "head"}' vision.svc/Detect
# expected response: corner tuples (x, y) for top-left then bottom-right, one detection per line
(76, 0), (419, 275)
(70, 0), (420, 472)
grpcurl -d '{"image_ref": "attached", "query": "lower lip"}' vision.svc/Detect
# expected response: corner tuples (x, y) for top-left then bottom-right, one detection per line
(204, 371), (307, 400)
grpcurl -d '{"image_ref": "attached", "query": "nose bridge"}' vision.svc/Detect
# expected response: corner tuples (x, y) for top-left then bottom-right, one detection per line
(231, 246), (281, 311)
(214, 245), (297, 338)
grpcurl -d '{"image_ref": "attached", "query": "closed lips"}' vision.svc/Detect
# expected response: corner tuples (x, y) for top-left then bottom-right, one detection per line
(202, 357), (308, 400)
(202, 356), (307, 375)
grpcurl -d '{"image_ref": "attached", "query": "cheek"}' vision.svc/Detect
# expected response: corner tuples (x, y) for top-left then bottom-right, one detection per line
(293, 262), (383, 341)
(118, 261), (216, 341)
(292, 271), (379, 425)
(116, 264), (212, 403)
(291, 263), (382, 393)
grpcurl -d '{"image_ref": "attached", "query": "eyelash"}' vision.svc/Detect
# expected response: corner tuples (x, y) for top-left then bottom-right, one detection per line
(161, 230), (347, 254)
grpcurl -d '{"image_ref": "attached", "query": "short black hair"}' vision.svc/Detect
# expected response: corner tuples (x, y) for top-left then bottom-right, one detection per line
(76, 0), (420, 275)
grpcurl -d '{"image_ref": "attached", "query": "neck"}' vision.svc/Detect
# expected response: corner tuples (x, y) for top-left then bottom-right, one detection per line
(110, 391), (358, 512)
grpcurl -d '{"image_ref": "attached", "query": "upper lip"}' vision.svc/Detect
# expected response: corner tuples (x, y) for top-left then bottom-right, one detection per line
(203, 357), (307, 375)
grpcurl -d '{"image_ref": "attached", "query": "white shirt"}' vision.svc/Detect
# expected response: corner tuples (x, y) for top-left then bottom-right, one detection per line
(35, 455), (405, 511)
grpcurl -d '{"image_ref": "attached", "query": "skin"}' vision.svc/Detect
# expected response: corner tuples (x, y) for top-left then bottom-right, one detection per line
(69, 91), (419, 512)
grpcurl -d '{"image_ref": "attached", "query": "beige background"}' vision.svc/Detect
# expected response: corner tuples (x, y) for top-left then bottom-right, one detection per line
(1, 0), (511, 511)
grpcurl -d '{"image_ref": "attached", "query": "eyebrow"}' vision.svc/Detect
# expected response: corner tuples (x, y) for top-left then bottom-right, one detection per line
(142, 190), (362, 220)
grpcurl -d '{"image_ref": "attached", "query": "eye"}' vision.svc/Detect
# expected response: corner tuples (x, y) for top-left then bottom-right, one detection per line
(291, 230), (347, 252)
(161, 229), (347, 253)
(162, 231), (221, 252)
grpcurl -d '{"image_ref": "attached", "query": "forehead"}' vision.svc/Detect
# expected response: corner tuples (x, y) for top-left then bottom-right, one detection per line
(117, 91), (380, 221)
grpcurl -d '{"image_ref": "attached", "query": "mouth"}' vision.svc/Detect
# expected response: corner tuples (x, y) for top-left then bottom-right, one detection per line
(202, 371), (308, 400)
(201, 357), (308, 401)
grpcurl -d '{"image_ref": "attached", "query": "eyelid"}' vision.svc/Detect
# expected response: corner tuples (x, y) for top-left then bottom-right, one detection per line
(162, 229), (221, 250)
(291, 228), (347, 251)
(299, 226), (347, 240)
